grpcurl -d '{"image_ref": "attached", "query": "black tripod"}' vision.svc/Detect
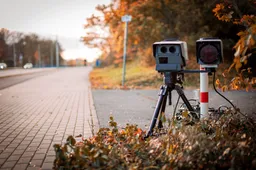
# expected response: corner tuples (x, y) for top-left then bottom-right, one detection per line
(145, 72), (196, 138)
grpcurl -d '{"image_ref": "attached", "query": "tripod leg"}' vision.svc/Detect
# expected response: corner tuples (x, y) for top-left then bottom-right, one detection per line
(175, 85), (194, 111)
(157, 94), (167, 129)
(145, 85), (168, 138)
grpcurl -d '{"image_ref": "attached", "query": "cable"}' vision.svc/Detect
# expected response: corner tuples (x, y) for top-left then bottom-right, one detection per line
(218, 106), (229, 113)
(213, 71), (236, 110)
(180, 99), (199, 108)
(213, 72), (255, 125)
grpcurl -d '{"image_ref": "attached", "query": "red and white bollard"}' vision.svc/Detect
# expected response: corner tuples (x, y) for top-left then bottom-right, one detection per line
(200, 66), (209, 118)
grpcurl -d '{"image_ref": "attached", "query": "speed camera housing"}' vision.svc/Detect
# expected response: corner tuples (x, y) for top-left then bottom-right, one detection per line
(196, 38), (223, 68)
(153, 39), (188, 72)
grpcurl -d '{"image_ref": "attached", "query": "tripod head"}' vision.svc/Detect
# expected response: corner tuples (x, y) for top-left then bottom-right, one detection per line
(163, 72), (184, 89)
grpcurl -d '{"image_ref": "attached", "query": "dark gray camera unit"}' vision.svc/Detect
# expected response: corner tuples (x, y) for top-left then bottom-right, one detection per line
(153, 40), (188, 72)
(196, 38), (223, 68)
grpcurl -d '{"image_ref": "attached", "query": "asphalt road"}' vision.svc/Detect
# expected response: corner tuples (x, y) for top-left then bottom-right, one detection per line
(92, 89), (256, 129)
(0, 69), (57, 90)
(0, 68), (55, 78)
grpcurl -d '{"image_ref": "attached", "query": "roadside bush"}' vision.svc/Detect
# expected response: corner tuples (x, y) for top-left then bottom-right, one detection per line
(53, 111), (256, 170)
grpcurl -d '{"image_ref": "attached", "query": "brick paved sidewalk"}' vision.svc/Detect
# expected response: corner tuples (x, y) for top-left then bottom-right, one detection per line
(0, 67), (99, 170)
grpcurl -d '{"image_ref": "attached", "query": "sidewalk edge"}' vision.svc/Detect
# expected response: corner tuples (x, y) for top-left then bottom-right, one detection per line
(88, 85), (100, 136)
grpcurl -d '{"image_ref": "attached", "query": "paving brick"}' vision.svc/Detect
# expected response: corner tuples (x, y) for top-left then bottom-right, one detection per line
(13, 163), (28, 170)
(17, 156), (32, 164)
(21, 152), (34, 158)
(23, 136), (34, 141)
(12, 150), (25, 155)
(19, 133), (29, 137)
(25, 146), (39, 152)
(8, 143), (19, 148)
(0, 141), (11, 146)
(0, 168), (10, 170)
(35, 148), (48, 154)
(41, 162), (53, 170)
(0, 158), (6, 165)
(31, 139), (43, 143)
(16, 145), (28, 150)
(43, 156), (55, 163)
(7, 134), (17, 138)
(41, 140), (52, 145)
(6, 154), (21, 162)
(1, 134), (9, 138)
(30, 159), (43, 167)
(15, 136), (25, 140)
(0, 145), (6, 151)
(52, 136), (62, 141)
(3, 138), (14, 143)
(1, 160), (17, 168)
(0, 67), (98, 169)
(11, 138), (23, 143)
(38, 144), (50, 149)
(46, 150), (55, 156)
(34, 135), (44, 138)
(20, 140), (31, 145)
(43, 136), (53, 140)
(0, 152), (11, 159)
(26, 166), (41, 170)
(29, 143), (40, 147)
(32, 154), (45, 160)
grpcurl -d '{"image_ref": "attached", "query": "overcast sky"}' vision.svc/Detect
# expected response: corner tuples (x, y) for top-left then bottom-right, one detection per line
(0, 0), (111, 61)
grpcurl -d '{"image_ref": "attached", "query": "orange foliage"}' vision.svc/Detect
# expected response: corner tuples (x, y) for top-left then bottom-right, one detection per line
(213, 1), (256, 91)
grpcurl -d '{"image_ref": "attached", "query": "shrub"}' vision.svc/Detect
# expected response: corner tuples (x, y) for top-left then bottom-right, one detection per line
(53, 112), (256, 170)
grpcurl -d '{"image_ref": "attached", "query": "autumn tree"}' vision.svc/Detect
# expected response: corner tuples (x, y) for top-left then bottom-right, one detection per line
(0, 28), (62, 67)
(213, 0), (256, 90)
(83, 0), (239, 66)
(0, 29), (9, 62)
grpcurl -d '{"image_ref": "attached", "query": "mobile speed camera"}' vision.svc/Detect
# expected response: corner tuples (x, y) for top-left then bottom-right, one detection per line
(146, 37), (225, 137)
(196, 38), (223, 68)
(153, 39), (188, 72)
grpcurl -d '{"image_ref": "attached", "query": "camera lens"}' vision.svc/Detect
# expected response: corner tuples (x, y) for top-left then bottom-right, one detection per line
(199, 44), (218, 64)
(160, 46), (167, 53)
(169, 46), (176, 53)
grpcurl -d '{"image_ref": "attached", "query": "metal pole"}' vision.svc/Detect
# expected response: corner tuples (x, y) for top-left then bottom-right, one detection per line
(38, 44), (41, 67)
(200, 66), (209, 118)
(50, 42), (54, 67)
(122, 21), (128, 86)
(56, 37), (59, 68)
(13, 44), (16, 67)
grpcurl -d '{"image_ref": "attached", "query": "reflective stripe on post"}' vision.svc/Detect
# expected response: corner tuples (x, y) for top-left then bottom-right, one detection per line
(200, 92), (208, 102)
(200, 66), (209, 118)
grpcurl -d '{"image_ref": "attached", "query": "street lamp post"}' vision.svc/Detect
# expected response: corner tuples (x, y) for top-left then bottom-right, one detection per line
(50, 42), (54, 67)
(22, 41), (26, 66)
(38, 44), (41, 67)
(13, 44), (16, 67)
(121, 14), (132, 87)
(56, 38), (59, 68)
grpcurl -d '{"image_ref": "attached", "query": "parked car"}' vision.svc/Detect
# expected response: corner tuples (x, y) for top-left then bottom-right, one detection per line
(23, 63), (33, 69)
(0, 63), (7, 70)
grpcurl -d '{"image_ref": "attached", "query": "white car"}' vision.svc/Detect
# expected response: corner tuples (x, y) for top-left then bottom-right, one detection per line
(23, 63), (33, 69)
(0, 63), (7, 70)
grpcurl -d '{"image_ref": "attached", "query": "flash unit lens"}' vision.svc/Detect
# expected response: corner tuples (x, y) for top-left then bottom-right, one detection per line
(199, 44), (218, 64)
(160, 46), (167, 53)
(169, 46), (176, 53)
